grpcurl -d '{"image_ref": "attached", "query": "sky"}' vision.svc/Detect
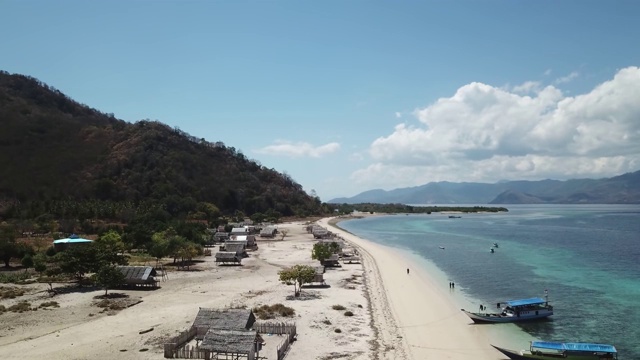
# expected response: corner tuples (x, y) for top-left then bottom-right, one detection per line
(2, 1), (640, 201)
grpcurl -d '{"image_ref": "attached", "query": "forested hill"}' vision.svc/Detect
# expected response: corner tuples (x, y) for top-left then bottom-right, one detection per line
(0, 71), (325, 222)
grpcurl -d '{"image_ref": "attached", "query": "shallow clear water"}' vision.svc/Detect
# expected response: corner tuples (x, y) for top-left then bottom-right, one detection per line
(339, 205), (640, 359)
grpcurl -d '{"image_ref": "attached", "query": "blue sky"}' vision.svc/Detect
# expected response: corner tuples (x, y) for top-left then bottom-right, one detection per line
(2, 1), (639, 201)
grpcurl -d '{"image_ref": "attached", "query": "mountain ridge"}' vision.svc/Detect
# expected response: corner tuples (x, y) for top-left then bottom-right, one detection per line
(329, 171), (640, 204)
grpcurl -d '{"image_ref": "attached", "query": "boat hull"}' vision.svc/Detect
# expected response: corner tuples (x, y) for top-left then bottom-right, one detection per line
(492, 345), (616, 360)
(462, 310), (552, 323)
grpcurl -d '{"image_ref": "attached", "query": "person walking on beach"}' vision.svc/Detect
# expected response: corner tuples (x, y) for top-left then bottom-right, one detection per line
(407, 268), (410, 275)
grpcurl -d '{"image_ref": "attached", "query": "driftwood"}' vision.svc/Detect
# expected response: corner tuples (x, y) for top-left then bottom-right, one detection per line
(139, 327), (154, 334)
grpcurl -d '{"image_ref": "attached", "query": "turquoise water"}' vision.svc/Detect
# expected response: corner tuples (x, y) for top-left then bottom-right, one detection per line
(339, 205), (640, 359)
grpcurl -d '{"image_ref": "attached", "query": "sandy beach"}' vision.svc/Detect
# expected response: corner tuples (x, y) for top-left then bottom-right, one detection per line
(0, 217), (502, 360)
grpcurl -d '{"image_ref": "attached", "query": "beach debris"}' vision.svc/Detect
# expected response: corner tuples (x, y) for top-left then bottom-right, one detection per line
(139, 327), (154, 334)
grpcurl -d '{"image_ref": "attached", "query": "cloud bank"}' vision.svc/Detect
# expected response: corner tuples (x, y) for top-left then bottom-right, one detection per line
(354, 67), (640, 189)
(256, 141), (340, 158)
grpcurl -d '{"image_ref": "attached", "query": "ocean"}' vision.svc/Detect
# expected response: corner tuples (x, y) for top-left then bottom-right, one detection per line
(338, 204), (640, 359)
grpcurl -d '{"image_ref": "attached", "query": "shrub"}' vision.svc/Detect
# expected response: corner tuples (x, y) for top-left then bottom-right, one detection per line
(332, 304), (346, 311)
(39, 301), (60, 308)
(344, 311), (354, 317)
(334, 328), (342, 333)
(322, 319), (332, 325)
(8, 301), (32, 313)
(0, 286), (26, 299)
(0, 272), (31, 284)
(252, 303), (295, 320)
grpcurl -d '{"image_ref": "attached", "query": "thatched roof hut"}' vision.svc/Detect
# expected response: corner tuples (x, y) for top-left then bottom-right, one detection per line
(200, 329), (259, 360)
(223, 243), (247, 256)
(233, 235), (256, 247)
(260, 226), (277, 238)
(214, 231), (229, 241)
(215, 251), (241, 265)
(313, 267), (325, 285)
(230, 227), (249, 236)
(192, 308), (256, 338)
(321, 254), (341, 267)
(117, 266), (158, 288)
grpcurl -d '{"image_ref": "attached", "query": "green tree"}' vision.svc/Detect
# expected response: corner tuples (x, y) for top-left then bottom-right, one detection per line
(278, 264), (316, 297)
(0, 223), (18, 267)
(311, 243), (333, 263)
(21, 253), (34, 272)
(148, 230), (170, 261)
(95, 264), (125, 296)
(33, 253), (48, 274)
(96, 230), (125, 253)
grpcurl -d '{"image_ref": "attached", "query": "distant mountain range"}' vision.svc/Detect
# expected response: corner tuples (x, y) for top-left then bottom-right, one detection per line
(328, 170), (640, 204)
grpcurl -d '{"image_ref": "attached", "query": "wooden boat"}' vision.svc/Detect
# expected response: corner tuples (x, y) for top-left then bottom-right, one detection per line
(462, 291), (553, 323)
(490, 248), (495, 253)
(492, 341), (618, 359)
(448, 215), (462, 218)
(493, 242), (499, 248)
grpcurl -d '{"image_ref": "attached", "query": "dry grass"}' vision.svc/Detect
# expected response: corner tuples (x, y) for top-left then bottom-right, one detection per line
(39, 301), (60, 308)
(7, 301), (33, 313)
(0, 286), (26, 299)
(332, 304), (346, 311)
(252, 303), (295, 320)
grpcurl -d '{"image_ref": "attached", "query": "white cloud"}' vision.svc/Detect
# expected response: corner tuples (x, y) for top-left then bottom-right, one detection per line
(395, 112), (402, 118)
(554, 71), (579, 84)
(255, 141), (340, 158)
(354, 67), (640, 189)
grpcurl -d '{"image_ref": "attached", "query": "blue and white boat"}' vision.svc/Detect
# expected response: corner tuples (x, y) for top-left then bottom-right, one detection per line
(491, 341), (618, 359)
(462, 292), (553, 323)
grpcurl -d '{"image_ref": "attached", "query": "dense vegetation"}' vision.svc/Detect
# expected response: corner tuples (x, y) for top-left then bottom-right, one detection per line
(0, 70), (330, 228)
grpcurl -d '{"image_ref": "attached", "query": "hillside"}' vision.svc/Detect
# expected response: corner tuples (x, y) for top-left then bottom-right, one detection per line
(0, 71), (326, 222)
(330, 171), (640, 205)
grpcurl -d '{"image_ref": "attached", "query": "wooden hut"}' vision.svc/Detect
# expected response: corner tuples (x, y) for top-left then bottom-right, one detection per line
(214, 231), (229, 242)
(312, 227), (329, 239)
(312, 266), (326, 285)
(233, 235), (257, 249)
(117, 266), (159, 288)
(215, 251), (242, 265)
(231, 227), (249, 237)
(320, 254), (341, 267)
(192, 308), (256, 338)
(259, 226), (277, 238)
(222, 242), (248, 257)
(200, 329), (260, 360)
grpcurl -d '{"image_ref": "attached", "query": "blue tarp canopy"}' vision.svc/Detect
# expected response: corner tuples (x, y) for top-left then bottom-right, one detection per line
(53, 234), (93, 244)
(532, 341), (617, 353)
(505, 297), (546, 307)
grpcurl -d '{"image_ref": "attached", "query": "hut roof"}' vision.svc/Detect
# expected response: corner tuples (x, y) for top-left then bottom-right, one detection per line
(224, 243), (246, 253)
(215, 252), (239, 260)
(231, 227), (249, 234)
(214, 232), (229, 238)
(192, 308), (256, 331)
(200, 329), (257, 353)
(117, 266), (156, 281)
(226, 240), (248, 246)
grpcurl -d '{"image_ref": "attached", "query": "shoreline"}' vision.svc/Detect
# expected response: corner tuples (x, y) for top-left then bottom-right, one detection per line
(320, 215), (502, 359)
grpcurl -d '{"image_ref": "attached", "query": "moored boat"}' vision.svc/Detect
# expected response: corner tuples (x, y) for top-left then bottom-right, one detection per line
(492, 341), (618, 359)
(462, 291), (553, 323)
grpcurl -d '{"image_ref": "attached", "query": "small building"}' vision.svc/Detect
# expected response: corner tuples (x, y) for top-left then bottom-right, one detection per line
(117, 266), (159, 288)
(192, 308), (256, 338)
(222, 241), (248, 257)
(231, 227), (250, 237)
(215, 251), (242, 265)
(214, 231), (230, 242)
(312, 266), (326, 285)
(259, 226), (278, 238)
(312, 227), (330, 239)
(320, 254), (341, 267)
(233, 235), (257, 249)
(200, 329), (260, 360)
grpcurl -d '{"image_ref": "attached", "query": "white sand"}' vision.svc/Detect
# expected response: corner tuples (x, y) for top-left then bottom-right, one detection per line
(319, 216), (501, 359)
(0, 217), (502, 359)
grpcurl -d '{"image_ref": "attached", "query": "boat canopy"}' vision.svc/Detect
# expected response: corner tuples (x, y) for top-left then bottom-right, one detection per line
(531, 341), (617, 354)
(505, 297), (546, 307)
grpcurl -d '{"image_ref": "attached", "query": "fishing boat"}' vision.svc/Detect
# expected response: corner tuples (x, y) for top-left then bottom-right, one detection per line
(490, 248), (495, 253)
(493, 242), (499, 248)
(491, 341), (618, 359)
(462, 291), (553, 323)
(448, 215), (462, 218)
